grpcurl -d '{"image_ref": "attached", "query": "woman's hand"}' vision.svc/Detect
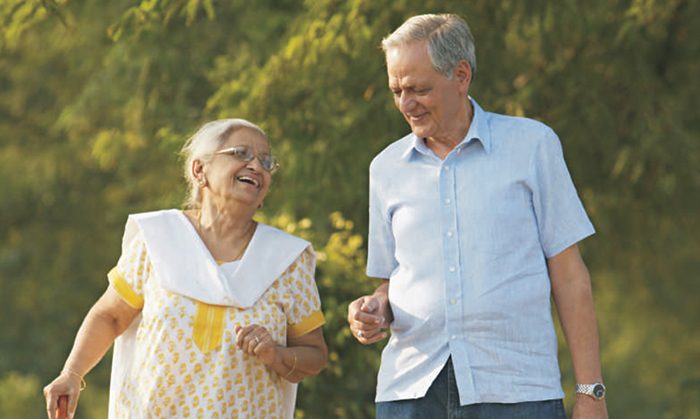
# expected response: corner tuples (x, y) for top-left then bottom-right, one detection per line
(235, 324), (277, 365)
(43, 371), (82, 419)
(43, 287), (141, 419)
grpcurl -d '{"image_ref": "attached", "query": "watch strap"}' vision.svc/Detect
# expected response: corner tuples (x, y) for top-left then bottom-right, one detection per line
(576, 382), (606, 400)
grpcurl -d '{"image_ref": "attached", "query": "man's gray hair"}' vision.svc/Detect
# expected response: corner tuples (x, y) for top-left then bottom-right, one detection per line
(381, 13), (477, 80)
(180, 118), (267, 209)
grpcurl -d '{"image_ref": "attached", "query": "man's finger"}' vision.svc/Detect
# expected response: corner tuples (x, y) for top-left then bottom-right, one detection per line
(365, 332), (388, 344)
(347, 297), (365, 320)
(353, 310), (383, 324)
(358, 331), (388, 345)
(360, 297), (378, 313)
(354, 319), (382, 333)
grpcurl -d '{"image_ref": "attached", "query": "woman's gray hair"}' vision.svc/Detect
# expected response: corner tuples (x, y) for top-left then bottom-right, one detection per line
(381, 14), (477, 80)
(180, 118), (267, 209)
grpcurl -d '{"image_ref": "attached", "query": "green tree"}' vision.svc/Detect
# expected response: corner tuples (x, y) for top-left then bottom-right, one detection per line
(1, 0), (698, 417)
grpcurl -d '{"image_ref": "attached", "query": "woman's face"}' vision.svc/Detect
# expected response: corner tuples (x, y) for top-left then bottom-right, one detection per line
(201, 128), (273, 209)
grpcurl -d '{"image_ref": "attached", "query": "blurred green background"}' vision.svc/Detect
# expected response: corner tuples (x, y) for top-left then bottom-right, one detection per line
(1, 0), (698, 417)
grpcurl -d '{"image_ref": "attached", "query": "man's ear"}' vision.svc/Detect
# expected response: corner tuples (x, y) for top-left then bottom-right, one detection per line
(454, 60), (472, 92)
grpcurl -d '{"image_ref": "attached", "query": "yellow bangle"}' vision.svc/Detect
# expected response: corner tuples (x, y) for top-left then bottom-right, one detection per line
(62, 368), (87, 392)
(285, 350), (297, 378)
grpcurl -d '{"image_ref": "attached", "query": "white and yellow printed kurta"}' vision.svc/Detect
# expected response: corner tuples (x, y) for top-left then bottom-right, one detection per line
(107, 212), (324, 419)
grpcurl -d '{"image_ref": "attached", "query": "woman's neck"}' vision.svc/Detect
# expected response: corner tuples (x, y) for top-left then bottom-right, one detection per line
(198, 201), (256, 241)
(188, 199), (258, 262)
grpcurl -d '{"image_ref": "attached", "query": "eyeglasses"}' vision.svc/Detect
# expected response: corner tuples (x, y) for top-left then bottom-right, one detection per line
(214, 145), (280, 173)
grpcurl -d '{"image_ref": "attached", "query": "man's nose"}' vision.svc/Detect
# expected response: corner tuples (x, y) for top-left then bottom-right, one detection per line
(398, 92), (415, 112)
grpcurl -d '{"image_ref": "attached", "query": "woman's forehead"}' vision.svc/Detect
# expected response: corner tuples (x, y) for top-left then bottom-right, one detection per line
(223, 128), (270, 150)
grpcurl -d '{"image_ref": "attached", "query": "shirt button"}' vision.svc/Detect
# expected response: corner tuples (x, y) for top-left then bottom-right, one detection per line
(451, 335), (458, 340)
(445, 198), (451, 204)
(444, 166), (450, 171)
(449, 266), (456, 272)
(450, 298), (457, 305)
(446, 231), (453, 237)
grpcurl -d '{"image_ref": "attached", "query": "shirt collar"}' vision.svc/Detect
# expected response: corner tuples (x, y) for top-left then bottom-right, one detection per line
(128, 210), (310, 308)
(400, 97), (492, 160)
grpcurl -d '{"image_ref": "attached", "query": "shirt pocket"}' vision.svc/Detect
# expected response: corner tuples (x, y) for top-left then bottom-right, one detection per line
(463, 183), (534, 255)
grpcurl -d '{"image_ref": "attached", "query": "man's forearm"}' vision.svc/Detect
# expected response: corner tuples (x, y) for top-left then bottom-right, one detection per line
(553, 274), (603, 383)
(548, 245), (603, 383)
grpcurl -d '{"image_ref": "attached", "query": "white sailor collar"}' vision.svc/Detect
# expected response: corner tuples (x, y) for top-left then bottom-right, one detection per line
(122, 209), (311, 308)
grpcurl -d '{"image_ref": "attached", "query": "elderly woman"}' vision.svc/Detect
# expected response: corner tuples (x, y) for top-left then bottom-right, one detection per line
(43, 119), (328, 419)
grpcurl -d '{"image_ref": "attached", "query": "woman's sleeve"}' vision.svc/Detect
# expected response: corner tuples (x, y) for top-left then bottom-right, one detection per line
(107, 231), (150, 309)
(282, 248), (325, 338)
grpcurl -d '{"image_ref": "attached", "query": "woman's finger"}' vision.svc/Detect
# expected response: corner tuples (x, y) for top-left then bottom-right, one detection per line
(235, 325), (254, 349)
(44, 388), (56, 419)
(57, 395), (68, 419)
(246, 335), (259, 354)
(66, 392), (80, 419)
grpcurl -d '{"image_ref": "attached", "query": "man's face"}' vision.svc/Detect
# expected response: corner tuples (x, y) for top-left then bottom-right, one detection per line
(386, 41), (469, 141)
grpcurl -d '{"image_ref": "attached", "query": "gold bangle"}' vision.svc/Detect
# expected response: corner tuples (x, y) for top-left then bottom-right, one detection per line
(62, 368), (87, 392)
(285, 350), (297, 378)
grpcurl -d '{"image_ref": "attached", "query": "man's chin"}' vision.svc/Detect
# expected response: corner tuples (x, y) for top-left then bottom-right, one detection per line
(410, 127), (432, 138)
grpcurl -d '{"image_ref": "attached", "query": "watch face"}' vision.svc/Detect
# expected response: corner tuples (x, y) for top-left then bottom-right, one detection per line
(593, 384), (606, 398)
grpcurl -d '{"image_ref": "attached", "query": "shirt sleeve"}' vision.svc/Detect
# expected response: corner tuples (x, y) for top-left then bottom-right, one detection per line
(531, 129), (595, 258)
(282, 248), (325, 338)
(366, 160), (397, 278)
(107, 230), (150, 309)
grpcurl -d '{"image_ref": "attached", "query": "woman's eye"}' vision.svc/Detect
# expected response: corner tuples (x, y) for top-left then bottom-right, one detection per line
(234, 149), (249, 158)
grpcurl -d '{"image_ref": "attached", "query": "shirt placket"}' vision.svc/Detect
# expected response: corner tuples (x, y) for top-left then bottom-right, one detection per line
(440, 152), (476, 401)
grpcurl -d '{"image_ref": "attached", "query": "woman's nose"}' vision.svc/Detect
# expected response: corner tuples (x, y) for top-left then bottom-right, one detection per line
(246, 157), (264, 171)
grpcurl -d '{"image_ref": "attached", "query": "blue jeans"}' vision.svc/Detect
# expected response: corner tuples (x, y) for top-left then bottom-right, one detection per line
(376, 358), (567, 419)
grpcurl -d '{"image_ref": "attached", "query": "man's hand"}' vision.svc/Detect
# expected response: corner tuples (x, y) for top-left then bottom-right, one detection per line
(348, 282), (392, 345)
(572, 395), (608, 419)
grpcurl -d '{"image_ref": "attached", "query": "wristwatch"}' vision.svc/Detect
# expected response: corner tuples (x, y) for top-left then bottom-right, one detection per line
(576, 382), (606, 400)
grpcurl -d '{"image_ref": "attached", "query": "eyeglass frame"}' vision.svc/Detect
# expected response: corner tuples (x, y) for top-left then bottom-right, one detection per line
(212, 145), (280, 173)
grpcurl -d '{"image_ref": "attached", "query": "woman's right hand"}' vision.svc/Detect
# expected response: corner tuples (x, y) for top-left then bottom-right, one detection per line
(43, 371), (82, 419)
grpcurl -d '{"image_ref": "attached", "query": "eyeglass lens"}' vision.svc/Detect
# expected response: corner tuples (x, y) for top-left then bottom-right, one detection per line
(219, 146), (277, 172)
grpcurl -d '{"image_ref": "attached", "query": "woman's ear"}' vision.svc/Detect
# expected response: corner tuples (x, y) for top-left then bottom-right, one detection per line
(192, 159), (207, 187)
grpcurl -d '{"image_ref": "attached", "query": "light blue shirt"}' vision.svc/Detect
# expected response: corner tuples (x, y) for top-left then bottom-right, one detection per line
(367, 98), (595, 405)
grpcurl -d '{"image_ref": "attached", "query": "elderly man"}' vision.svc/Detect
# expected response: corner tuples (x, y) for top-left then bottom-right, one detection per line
(348, 13), (608, 419)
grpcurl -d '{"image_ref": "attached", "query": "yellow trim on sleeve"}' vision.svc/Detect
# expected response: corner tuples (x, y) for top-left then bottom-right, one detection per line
(288, 310), (325, 338)
(108, 267), (144, 309)
(193, 302), (226, 353)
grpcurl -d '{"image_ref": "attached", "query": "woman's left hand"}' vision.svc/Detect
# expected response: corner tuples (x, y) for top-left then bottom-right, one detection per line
(235, 324), (277, 365)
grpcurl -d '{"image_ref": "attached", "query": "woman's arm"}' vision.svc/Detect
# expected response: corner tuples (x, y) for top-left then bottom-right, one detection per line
(236, 325), (328, 383)
(43, 287), (141, 419)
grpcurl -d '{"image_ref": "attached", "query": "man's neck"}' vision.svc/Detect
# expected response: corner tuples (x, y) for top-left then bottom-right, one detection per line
(424, 101), (474, 160)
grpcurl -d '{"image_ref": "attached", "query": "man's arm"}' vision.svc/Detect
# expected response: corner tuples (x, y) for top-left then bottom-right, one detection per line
(347, 280), (392, 345)
(549, 244), (608, 419)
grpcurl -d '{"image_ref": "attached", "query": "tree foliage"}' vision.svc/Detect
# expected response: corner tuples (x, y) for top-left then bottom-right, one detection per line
(1, 0), (698, 417)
